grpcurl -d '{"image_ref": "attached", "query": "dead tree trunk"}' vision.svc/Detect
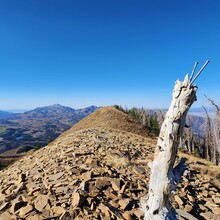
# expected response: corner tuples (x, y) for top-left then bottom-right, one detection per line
(202, 105), (212, 161)
(141, 61), (209, 219)
(204, 95), (220, 165)
(142, 75), (198, 219)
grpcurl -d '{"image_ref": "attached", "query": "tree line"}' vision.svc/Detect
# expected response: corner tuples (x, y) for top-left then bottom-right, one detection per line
(114, 102), (220, 166)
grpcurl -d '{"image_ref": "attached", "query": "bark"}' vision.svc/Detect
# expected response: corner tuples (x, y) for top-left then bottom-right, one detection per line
(142, 74), (197, 220)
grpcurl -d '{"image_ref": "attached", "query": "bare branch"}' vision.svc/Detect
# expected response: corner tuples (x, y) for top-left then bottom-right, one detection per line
(204, 94), (220, 112)
(189, 61), (199, 82)
(190, 60), (210, 85)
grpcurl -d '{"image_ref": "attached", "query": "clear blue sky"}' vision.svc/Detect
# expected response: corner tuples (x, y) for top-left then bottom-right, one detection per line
(0, 0), (220, 110)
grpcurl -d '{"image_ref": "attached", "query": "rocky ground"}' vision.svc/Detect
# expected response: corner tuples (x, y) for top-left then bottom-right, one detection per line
(0, 107), (220, 220)
(0, 127), (219, 220)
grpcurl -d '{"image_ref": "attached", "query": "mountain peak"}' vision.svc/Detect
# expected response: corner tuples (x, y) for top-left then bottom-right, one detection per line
(61, 106), (149, 138)
(50, 103), (63, 107)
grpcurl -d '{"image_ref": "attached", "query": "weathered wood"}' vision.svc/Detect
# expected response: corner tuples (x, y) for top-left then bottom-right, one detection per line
(189, 61), (199, 82)
(190, 60), (210, 84)
(142, 74), (198, 220)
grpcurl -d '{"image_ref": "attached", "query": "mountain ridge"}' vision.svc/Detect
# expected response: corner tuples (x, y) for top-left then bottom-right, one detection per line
(60, 106), (150, 138)
(0, 110), (11, 115)
(0, 104), (99, 154)
(0, 106), (219, 219)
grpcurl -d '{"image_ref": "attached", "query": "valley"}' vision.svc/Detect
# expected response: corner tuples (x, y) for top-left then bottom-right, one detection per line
(0, 104), (99, 155)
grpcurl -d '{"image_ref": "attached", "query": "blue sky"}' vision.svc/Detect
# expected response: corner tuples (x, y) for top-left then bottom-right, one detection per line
(0, 0), (219, 110)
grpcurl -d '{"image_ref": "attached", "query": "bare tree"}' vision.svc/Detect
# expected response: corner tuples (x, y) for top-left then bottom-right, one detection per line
(141, 107), (148, 127)
(157, 109), (165, 127)
(141, 60), (210, 219)
(204, 95), (220, 165)
(202, 105), (212, 161)
(184, 116), (195, 153)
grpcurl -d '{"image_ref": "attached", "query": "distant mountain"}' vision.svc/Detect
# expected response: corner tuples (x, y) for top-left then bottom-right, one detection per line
(25, 104), (76, 117)
(145, 108), (209, 137)
(0, 110), (11, 115)
(187, 114), (206, 137)
(3, 109), (28, 113)
(74, 105), (100, 118)
(0, 104), (99, 154)
(189, 107), (215, 118)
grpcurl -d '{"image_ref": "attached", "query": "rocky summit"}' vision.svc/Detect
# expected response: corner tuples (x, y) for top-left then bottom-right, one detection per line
(0, 107), (220, 220)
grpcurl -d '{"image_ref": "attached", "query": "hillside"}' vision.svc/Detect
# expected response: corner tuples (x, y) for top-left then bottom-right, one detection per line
(0, 104), (99, 154)
(61, 106), (150, 138)
(0, 107), (219, 219)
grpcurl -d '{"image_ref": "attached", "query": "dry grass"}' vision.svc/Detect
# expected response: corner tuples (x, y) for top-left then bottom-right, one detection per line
(179, 151), (220, 182)
(0, 148), (19, 156)
(58, 106), (150, 140)
(58, 106), (220, 181)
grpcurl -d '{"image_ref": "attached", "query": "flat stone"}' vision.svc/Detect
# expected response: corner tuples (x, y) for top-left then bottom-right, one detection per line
(48, 172), (64, 181)
(122, 211), (132, 220)
(4, 184), (16, 195)
(111, 179), (121, 192)
(133, 166), (145, 174)
(10, 197), (27, 214)
(212, 195), (220, 204)
(34, 194), (49, 212)
(26, 214), (43, 220)
(52, 206), (65, 215)
(85, 158), (99, 167)
(103, 188), (118, 200)
(95, 178), (111, 189)
(198, 204), (208, 211)
(26, 182), (39, 192)
(118, 198), (131, 211)
(133, 209), (143, 219)
(184, 204), (193, 212)
(72, 192), (86, 208)
(27, 187), (41, 196)
(203, 183), (210, 188)
(176, 209), (198, 220)
(33, 173), (42, 181)
(88, 182), (99, 197)
(202, 190), (209, 197)
(71, 168), (81, 175)
(187, 194), (195, 203)
(98, 203), (111, 217)
(82, 171), (92, 181)
(205, 200), (219, 212)
(174, 195), (184, 207)
(109, 201), (120, 209)
(200, 211), (220, 220)
(19, 205), (33, 216)
(0, 211), (13, 220)
(210, 206), (220, 215)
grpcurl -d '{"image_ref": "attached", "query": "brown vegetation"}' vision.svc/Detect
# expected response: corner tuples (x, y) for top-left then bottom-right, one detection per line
(59, 106), (150, 139)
